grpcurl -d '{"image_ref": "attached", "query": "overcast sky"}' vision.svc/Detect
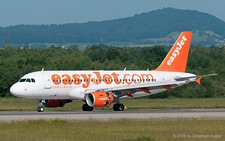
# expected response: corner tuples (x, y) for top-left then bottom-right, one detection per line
(0, 0), (224, 27)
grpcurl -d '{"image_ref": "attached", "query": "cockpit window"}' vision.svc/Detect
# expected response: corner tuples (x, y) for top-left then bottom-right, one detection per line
(19, 78), (36, 83)
(19, 79), (26, 82)
(31, 78), (35, 82)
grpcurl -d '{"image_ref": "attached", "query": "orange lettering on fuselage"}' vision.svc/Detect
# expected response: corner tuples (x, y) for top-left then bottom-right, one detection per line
(72, 74), (81, 85)
(93, 72), (101, 85)
(124, 74), (132, 84)
(52, 74), (61, 85)
(62, 74), (72, 85)
(141, 74), (154, 82)
(51, 72), (154, 88)
(111, 72), (120, 84)
(132, 74), (141, 84)
(103, 74), (112, 85)
(80, 74), (91, 88)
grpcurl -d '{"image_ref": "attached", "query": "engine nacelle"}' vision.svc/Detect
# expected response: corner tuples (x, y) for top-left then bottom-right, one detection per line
(40, 99), (72, 108)
(86, 92), (114, 107)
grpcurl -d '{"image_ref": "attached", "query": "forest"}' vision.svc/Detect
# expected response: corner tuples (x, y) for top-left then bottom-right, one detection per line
(0, 44), (223, 98)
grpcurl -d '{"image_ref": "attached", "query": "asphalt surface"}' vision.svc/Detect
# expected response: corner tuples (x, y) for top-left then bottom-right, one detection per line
(1, 109), (225, 122)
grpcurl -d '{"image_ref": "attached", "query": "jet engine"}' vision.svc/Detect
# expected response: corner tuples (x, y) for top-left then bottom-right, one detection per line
(39, 99), (72, 108)
(85, 92), (114, 107)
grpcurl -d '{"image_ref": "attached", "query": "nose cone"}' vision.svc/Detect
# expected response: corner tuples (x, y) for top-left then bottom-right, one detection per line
(10, 83), (19, 96)
(10, 83), (26, 98)
(10, 83), (34, 98)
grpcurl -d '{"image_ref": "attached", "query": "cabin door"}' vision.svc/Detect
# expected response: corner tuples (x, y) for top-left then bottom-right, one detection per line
(43, 74), (51, 89)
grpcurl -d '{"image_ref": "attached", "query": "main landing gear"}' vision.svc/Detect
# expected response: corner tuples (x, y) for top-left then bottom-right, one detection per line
(37, 99), (45, 112)
(82, 103), (124, 111)
(113, 103), (125, 111)
(112, 96), (124, 111)
(82, 103), (94, 111)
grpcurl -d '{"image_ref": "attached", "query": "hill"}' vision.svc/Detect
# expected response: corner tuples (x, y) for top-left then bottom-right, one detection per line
(0, 8), (225, 47)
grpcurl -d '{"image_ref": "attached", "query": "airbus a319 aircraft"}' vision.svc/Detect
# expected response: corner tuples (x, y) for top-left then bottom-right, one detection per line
(10, 31), (217, 112)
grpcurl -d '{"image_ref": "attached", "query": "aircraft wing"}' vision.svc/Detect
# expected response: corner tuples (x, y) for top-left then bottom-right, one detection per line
(102, 81), (178, 91)
(84, 81), (183, 96)
(84, 73), (218, 96)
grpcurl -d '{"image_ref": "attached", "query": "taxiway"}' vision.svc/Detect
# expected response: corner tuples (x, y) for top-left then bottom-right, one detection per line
(1, 109), (225, 122)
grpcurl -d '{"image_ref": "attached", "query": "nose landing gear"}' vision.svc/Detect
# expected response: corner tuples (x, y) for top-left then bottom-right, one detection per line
(37, 106), (44, 112)
(37, 99), (45, 112)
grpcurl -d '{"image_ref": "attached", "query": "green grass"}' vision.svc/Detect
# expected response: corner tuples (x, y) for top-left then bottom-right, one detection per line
(1, 98), (225, 140)
(1, 97), (225, 111)
(0, 119), (224, 141)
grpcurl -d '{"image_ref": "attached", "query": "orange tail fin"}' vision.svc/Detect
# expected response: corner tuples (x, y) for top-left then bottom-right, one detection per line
(154, 31), (192, 72)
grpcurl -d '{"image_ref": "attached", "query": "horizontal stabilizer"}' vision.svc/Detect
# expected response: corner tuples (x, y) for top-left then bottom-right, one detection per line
(174, 74), (218, 81)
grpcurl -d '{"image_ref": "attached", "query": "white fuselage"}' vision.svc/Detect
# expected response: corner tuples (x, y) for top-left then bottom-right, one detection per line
(10, 70), (195, 100)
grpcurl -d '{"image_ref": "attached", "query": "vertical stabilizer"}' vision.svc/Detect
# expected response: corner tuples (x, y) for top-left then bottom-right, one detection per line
(154, 31), (192, 72)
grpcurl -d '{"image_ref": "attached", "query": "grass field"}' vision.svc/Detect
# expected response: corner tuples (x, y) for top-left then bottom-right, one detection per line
(0, 119), (224, 141)
(1, 97), (225, 111)
(1, 98), (225, 140)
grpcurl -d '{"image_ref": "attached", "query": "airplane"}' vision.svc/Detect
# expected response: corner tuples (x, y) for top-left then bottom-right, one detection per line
(10, 31), (217, 112)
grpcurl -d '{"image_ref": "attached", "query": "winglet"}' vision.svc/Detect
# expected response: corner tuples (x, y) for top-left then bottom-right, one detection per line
(196, 77), (202, 85)
(154, 31), (192, 72)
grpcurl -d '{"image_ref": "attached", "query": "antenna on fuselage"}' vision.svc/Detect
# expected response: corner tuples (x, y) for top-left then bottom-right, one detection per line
(124, 68), (126, 71)
(42, 68), (44, 71)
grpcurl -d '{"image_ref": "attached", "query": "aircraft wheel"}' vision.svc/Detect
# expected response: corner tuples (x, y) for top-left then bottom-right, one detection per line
(113, 104), (118, 111)
(82, 104), (93, 111)
(113, 104), (124, 111)
(117, 104), (124, 111)
(37, 106), (44, 112)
